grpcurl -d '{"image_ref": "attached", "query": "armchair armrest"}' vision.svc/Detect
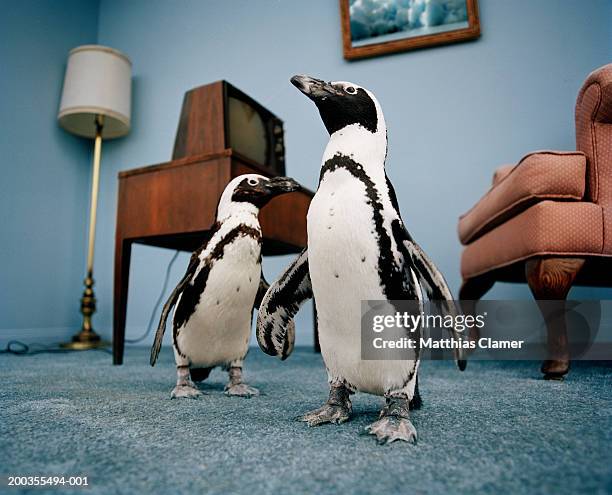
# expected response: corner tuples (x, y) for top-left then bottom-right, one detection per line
(458, 151), (587, 245)
(491, 164), (514, 186)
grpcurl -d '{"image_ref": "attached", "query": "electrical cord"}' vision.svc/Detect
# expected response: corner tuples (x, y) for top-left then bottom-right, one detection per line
(0, 340), (112, 355)
(0, 250), (181, 355)
(125, 250), (181, 344)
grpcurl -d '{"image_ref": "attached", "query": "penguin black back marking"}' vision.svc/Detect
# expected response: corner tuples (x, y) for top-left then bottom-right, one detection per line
(319, 153), (414, 301)
(172, 225), (261, 351)
(385, 174), (402, 219)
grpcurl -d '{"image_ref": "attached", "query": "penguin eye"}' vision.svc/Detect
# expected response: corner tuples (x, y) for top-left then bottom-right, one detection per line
(247, 178), (258, 186)
(345, 86), (357, 94)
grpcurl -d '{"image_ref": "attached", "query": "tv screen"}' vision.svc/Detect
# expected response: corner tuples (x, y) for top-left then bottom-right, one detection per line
(227, 95), (268, 166)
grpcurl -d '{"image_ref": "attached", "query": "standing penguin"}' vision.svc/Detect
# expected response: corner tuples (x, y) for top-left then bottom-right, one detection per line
(151, 174), (300, 399)
(257, 76), (465, 443)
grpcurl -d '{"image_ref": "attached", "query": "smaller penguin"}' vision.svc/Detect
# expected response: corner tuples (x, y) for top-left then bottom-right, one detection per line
(151, 174), (301, 399)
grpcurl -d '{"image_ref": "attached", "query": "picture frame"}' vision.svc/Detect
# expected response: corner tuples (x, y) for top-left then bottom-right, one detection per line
(340, 0), (481, 60)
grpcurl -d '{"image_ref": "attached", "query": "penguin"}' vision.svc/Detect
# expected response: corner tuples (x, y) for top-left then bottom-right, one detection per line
(151, 174), (300, 399)
(257, 76), (465, 444)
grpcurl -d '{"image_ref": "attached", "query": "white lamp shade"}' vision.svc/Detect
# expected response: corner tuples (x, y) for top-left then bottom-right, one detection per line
(58, 45), (132, 139)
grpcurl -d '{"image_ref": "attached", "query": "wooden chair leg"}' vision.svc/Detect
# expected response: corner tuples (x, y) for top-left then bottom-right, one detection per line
(525, 257), (584, 380)
(459, 275), (495, 341)
(459, 276), (495, 301)
(113, 238), (132, 365)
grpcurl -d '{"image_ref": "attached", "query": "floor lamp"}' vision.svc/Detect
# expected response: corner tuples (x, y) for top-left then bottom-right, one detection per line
(58, 45), (132, 349)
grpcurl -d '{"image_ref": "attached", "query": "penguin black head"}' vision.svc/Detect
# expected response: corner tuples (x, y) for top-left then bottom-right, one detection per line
(217, 174), (301, 221)
(290, 75), (378, 135)
(232, 174), (301, 207)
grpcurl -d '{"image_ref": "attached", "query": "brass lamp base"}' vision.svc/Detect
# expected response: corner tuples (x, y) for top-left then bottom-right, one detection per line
(60, 335), (110, 350)
(60, 271), (109, 350)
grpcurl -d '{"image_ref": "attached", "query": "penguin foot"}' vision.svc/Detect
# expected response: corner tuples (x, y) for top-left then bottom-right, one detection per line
(299, 382), (353, 426)
(298, 403), (351, 426)
(170, 384), (204, 399)
(224, 383), (260, 398)
(365, 416), (417, 445)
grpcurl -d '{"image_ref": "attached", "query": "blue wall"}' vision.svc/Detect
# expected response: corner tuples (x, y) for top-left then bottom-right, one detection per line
(95, 0), (612, 348)
(0, 0), (99, 344)
(1, 1), (611, 348)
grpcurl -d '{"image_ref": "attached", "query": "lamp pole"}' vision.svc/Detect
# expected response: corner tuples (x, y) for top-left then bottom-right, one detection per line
(58, 44), (131, 352)
(61, 114), (108, 349)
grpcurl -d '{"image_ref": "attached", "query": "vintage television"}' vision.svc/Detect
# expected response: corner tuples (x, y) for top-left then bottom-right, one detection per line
(172, 80), (286, 175)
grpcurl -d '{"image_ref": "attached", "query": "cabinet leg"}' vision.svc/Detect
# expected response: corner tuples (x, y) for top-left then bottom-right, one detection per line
(113, 238), (132, 365)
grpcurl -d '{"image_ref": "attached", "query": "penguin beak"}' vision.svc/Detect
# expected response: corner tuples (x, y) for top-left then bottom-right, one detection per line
(265, 176), (301, 195)
(290, 74), (342, 100)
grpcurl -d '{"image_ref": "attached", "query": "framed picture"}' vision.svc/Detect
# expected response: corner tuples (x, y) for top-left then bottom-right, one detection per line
(340, 0), (480, 60)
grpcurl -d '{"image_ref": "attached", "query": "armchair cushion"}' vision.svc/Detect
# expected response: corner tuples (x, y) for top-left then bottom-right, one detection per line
(458, 151), (587, 245)
(461, 201), (603, 279)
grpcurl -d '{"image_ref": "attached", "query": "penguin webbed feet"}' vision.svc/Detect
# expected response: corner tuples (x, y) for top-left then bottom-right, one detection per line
(224, 366), (260, 398)
(170, 383), (204, 399)
(171, 366), (205, 399)
(298, 403), (352, 426)
(365, 396), (417, 445)
(298, 383), (353, 426)
(224, 382), (260, 398)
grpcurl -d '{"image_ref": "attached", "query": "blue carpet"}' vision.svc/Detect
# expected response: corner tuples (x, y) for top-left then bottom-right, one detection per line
(0, 347), (610, 495)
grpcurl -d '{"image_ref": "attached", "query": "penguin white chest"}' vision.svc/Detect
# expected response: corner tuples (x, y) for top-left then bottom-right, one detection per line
(308, 169), (414, 395)
(174, 236), (261, 367)
(308, 170), (382, 292)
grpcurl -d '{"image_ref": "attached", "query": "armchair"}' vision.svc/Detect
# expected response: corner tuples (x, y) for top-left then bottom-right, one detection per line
(458, 63), (612, 379)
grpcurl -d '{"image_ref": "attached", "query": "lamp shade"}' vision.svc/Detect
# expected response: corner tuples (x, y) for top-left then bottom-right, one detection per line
(58, 45), (132, 139)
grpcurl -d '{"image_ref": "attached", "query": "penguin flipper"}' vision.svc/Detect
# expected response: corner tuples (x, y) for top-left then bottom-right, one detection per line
(256, 248), (311, 359)
(150, 251), (201, 366)
(253, 273), (270, 310)
(393, 221), (466, 370)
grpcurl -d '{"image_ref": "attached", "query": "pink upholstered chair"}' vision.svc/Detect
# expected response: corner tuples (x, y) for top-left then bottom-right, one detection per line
(458, 63), (612, 379)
